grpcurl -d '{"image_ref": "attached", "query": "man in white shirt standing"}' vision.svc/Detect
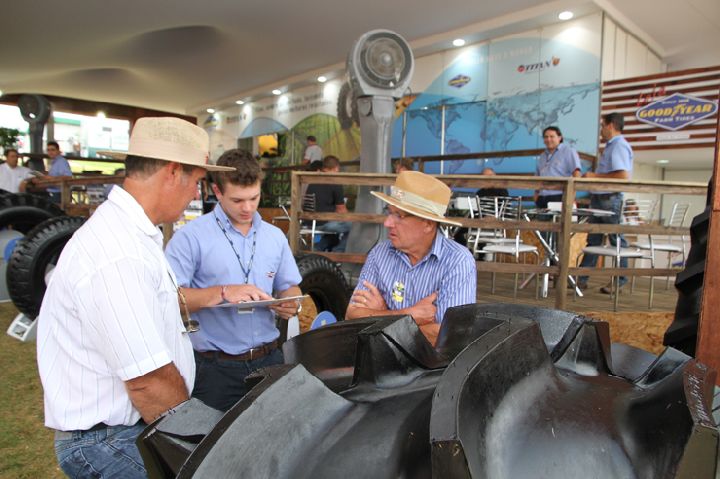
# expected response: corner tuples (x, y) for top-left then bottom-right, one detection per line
(36, 117), (235, 478)
(0, 149), (33, 193)
(302, 135), (323, 165)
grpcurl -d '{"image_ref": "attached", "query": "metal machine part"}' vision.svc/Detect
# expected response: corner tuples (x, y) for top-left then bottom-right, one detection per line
(343, 30), (414, 256)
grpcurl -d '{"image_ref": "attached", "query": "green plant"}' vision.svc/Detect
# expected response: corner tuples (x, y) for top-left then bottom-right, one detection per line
(0, 127), (20, 155)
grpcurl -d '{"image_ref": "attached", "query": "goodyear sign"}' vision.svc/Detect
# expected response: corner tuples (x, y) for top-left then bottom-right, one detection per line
(636, 93), (718, 131)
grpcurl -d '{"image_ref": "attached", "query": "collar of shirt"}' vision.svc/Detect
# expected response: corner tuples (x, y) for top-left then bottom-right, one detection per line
(390, 228), (445, 267)
(212, 203), (261, 236)
(107, 185), (163, 246)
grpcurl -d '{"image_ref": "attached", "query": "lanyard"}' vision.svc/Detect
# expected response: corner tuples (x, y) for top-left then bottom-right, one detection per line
(214, 213), (257, 284)
(166, 270), (199, 333)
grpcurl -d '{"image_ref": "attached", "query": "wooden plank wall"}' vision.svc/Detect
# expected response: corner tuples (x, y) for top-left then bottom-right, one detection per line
(601, 65), (720, 151)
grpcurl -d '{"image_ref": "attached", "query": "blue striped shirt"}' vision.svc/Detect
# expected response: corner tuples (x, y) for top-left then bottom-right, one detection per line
(536, 143), (581, 196)
(354, 230), (476, 323)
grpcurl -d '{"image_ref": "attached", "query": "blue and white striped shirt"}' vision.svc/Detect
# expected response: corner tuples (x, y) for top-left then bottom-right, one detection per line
(354, 230), (477, 323)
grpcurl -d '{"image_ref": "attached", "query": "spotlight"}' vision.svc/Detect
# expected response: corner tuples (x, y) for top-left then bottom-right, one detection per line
(558, 11), (574, 20)
(235, 100), (245, 105)
(272, 89), (282, 96)
(317, 76), (328, 83)
(452, 38), (466, 47)
(206, 108), (215, 114)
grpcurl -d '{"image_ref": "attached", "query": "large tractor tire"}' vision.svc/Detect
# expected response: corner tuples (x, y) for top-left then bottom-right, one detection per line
(138, 304), (718, 478)
(6, 216), (85, 318)
(0, 193), (64, 234)
(664, 208), (710, 356)
(296, 254), (350, 321)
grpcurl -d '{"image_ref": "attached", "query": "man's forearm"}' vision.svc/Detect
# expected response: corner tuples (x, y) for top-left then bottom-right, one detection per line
(180, 286), (222, 313)
(125, 363), (189, 423)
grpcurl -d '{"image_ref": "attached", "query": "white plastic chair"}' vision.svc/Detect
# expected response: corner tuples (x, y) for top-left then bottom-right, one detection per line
(575, 198), (657, 310)
(480, 196), (540, 299)
(631, 202), (689, 294)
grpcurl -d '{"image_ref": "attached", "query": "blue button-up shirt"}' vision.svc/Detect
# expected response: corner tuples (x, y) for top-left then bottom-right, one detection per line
(165, 206), (302, 354)
(47, 155), (72, 193)
(353, 230), (476, 323)
(536, 143), (581, 197)
(595, 135), (633, 194)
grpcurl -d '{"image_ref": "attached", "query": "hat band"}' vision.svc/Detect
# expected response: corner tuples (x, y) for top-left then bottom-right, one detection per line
(390, 186), (447, 217)
(131, 138), (207, 166)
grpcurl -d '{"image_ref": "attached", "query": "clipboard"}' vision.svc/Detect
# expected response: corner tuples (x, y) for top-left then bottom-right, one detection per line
(212, 294), (307, 310)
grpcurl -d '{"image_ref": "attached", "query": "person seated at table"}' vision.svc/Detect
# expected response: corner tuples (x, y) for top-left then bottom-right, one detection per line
(476, 167), (508, 198)
(393, 157), (414, 174)
(305, 155), (351, 252)
(0, 149), (34, 193)
(534, 126), (581, 209)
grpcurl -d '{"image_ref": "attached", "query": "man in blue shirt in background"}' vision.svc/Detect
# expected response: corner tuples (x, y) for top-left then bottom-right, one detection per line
(577, 112), (634, 294)
(534, 126), (581, 208)
(166, 148), (302, 412)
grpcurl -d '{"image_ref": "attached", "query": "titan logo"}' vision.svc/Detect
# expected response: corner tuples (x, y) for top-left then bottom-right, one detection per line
(517, 56), (560, 73)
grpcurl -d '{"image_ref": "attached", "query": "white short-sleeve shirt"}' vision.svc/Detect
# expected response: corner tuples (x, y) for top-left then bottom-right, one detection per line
(304, 144), (323, 163)
(37, 186), (195, 431)
(0, 163), (33, 193)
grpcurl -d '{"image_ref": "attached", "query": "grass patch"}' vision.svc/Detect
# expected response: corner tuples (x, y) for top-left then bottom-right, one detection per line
(0, 302), (61, 479)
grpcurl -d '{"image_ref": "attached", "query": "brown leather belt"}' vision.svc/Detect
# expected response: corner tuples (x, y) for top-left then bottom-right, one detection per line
(198, 340), (278, 361)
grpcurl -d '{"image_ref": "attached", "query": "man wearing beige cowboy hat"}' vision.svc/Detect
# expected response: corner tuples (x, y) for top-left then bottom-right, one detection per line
(346, 170), (477, 345)
(37, 117), (236, 478)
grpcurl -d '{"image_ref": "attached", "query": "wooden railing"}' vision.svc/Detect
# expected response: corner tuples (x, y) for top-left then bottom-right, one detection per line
(288, 171), (707, 310)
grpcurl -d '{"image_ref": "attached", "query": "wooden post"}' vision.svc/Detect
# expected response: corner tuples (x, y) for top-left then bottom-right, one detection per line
(60, 179), (72, 210)
(696, 113), (720, 381)
(288, 171), (301, 254)
(554, 178), (575, 310)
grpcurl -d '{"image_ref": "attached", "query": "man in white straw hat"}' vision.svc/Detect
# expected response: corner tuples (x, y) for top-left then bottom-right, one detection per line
(37, 117), (235, 478)
(346, 170), (476, 345)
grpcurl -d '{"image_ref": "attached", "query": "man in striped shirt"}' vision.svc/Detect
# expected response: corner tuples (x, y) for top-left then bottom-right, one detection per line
(346, 171), (477, 345)
(36, 118), (235, 478)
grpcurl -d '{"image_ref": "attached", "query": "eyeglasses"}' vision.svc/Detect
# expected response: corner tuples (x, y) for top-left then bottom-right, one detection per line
(383, 206), (412, 222)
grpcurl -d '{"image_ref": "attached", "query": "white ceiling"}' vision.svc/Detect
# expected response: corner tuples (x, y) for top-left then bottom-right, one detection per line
(1, 0), (719, 115)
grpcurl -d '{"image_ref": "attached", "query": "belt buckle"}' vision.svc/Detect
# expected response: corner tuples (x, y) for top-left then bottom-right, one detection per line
(249, 346), (258, 360)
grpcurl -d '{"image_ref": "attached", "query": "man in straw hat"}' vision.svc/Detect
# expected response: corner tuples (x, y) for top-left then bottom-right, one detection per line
(165, 148), (302, 412)
(37, 117), (235, 478)
(346, 170), (477, 345)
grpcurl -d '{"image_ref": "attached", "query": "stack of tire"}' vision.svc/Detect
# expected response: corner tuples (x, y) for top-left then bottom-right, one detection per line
(1, 193), (85, 320)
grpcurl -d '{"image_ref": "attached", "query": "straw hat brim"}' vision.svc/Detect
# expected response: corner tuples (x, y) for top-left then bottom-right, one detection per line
(371, 190), (462, 226)
(97, 150), (235, 172)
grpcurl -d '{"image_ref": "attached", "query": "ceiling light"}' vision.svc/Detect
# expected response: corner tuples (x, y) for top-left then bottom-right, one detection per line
(657, 159), (670, 164)
(0, 90), (3, 97)
(452, 38), (466, 47)
(206, 108), (215, 114)
(235, 100), (245, 105)
(317, 76), (327, 83)
(272, 89), (282, 96)
(558, 11), (574, 20)
(97, 111), (106, 118)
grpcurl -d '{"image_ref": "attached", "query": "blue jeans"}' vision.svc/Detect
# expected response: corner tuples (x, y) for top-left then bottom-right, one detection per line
(54, 422), (147, 478)
(579, 193), (628, 285)
(193, 348), (284, 412)
(315, 221), (352, 252)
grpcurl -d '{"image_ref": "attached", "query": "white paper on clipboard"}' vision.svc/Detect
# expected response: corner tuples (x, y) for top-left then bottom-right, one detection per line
(212, 294), (307, 310)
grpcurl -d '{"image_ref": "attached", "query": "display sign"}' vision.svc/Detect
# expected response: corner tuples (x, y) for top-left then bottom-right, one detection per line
(636, 93), (718, 131)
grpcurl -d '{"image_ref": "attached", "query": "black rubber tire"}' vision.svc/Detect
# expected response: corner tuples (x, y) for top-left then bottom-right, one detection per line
(664, 207), (710, 355)
(0, 193), (64, 234)
(296, 254), (351, 320)
(7, 216), (85, 319)
(336, 82), (360, 130)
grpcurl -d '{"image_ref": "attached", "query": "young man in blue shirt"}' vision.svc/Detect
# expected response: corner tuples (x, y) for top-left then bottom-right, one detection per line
(165, 149), (302, 412)
(577, 112), (634, 293)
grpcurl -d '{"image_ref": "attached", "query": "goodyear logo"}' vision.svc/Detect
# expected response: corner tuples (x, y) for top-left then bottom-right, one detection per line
(517, 56), (560, 73)
(636, 93), (718, 131)
(448, 74), (471, 89)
